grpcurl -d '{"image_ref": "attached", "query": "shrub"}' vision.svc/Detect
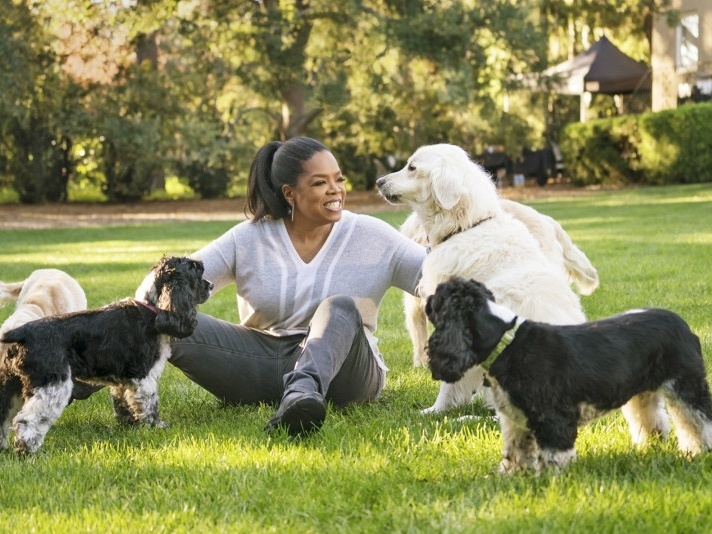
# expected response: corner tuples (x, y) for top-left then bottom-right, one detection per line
(561, 103), (712, 186)
(178, 161), (230, 199)
(637, 104), (712, 184)
(561, 115), (641, 186)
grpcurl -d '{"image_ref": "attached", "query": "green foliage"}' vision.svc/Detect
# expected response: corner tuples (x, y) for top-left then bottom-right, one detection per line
(0, 0), (684, 202)
(637, 103), (712, 184)
(317, 0), (551, 183)
(561, 104), (712, 186)
(1, 185), (712, 531)
(561, 114), (642, 186)
(0, 2), (86, 203)
(177, 161), (230, 200)
(93, 64), (181, 202)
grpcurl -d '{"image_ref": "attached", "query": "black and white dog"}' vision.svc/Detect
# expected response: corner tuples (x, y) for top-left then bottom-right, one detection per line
(425, 277), (712, 474)
(0, 256), (212, 454)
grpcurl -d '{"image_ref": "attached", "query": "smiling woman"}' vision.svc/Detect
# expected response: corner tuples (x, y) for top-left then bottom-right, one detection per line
(281, 149), (346, 263)
(167, 136), (427, 437)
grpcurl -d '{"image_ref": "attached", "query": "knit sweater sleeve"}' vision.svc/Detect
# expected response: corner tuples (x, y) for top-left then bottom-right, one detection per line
(191, 224), (241, 294)
(189, 212), (426, 341)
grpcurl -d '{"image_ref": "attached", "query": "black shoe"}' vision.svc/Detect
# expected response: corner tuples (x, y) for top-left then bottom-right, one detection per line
(265, 391), (327, 436)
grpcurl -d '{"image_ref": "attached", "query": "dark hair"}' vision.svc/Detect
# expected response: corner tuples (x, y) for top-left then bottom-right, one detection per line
(246, 137), (329, 222)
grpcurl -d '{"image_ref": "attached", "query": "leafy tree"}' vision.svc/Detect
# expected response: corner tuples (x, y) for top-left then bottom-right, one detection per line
(317, 0), (549, 186)
(0, 1), (85, 203)
(518, 0), (677, 145)
(1, 0), (670, 202)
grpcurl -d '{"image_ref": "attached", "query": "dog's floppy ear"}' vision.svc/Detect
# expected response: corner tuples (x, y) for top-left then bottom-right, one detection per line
(153, 258), (200, 338)
(425, 287), (478, 383)
(429, 163), (464, 210)
(424, 293), (437, 323)
(155, 278), (198, 338)
(426, 278), (515, 383)
(461, 279), (514, 356)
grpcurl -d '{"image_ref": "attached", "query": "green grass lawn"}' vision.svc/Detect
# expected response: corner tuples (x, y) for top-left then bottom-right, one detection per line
(1, 183), (711, 533)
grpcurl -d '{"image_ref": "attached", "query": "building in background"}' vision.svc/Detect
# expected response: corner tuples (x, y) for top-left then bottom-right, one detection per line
(652, 0), (712, 110)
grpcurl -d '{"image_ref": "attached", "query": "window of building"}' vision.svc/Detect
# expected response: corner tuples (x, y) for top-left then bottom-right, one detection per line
(676, 12), (699, 71)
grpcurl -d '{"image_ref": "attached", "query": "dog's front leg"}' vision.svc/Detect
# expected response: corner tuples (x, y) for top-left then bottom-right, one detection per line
(111, 379), (168, 428)
(422, 366), (487, 414)
(133, 374), (168, 428)
(404, 294), (429, 367)
(0, 376), (24, 450)
(112, 348), (169, 428)
(498, 413), (539, 475)
(111, 383), (139, 425)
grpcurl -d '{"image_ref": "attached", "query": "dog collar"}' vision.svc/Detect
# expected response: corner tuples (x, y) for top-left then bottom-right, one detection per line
(134, 299), (158, 314)
(480, 317), (523, 371)
(438, 216), (494, 246)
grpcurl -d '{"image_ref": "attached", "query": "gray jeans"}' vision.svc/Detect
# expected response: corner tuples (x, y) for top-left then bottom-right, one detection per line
(170, 295), (384, 406)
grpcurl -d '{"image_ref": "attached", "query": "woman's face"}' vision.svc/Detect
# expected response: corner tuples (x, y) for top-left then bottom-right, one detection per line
(284, 150), (347, 226)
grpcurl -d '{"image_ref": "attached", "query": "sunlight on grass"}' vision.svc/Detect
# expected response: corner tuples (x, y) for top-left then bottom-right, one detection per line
(1, 183), (711, 532)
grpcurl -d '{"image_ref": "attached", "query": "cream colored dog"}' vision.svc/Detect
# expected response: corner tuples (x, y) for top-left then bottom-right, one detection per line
(400, 199), (599, 367)
(0, 269), (87, 337)
(376, 143), (595, 413)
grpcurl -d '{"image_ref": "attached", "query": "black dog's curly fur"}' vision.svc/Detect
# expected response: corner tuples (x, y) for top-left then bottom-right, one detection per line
(426, 277), (712, 473)
(0, 256), (212, 454)
(425, 280), (508, 384)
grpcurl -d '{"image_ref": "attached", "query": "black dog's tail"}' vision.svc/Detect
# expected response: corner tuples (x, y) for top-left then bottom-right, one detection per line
(0, 324), (29, 361)
(1, 324), (29, 345)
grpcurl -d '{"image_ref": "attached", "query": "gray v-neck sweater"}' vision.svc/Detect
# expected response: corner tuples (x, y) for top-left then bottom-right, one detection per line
(194, 210), (426, 366)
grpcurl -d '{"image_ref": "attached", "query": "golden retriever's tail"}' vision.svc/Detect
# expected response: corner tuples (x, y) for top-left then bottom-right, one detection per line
(553, 223), (599, 296)
(500, 199), (599, 296)
(0, 281), (24, 305)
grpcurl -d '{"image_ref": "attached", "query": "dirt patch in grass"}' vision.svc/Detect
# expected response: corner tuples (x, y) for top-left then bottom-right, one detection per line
(0, 183), (598, 230)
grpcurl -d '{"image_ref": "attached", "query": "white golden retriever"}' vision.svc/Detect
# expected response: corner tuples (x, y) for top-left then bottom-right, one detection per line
(0, 269), (87, 337)
(376, 143), (595, 413)
(400, 199), (599, 367)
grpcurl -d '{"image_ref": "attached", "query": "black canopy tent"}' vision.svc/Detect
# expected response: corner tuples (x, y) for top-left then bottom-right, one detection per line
(486, 36), (652, 182)
(529, 36), (651, 121)
(541, 35), (651, 95)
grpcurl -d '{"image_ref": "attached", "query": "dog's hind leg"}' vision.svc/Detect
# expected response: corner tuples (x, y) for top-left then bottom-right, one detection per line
(662, 378), (712, 455)
(0, 378), (24, 450)
(13, 378), (72, 454)
(621, 391), (671, 447)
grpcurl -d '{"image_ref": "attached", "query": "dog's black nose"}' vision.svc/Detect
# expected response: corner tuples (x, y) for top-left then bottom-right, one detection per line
(375, 176), (386, 188)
